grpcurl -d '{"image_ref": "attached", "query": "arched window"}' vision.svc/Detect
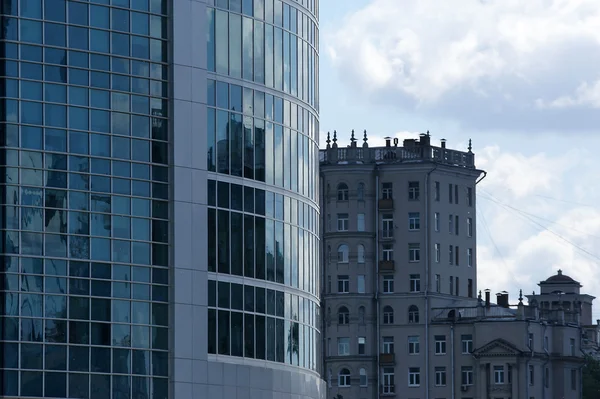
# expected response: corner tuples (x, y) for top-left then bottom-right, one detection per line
(383, 305), (394, 324)
(408, 305), (419, 323)
(360, 368), (368, 386)
(338, 306), (350, 324)
(357, 244), (365, 263)
(337, 244), (349, 263)
(338, 368), (351, 387)
(337, 183), (349, 201)
(358, 306), (365, 323)
(357, 183), (365, 201)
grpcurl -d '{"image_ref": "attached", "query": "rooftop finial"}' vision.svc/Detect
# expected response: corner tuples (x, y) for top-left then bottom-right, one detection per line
(326, 131), (331, 147)
(426, 130), (430, 136)
(468, 138), (472, 153)
(478, 290), (482, 301)
(333, 130), (337, 144)
(363, 130), (368, 143)
(518, 289), (523, 304)
(350, 129), (356, 143)
(558, 269), (562, 275)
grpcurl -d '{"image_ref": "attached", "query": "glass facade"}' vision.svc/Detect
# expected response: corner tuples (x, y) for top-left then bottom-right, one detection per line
(206, 0), (321, 374)
(0, 0), (170, 397)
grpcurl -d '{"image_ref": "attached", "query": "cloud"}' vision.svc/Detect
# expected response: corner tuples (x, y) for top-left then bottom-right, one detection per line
(325, 0), (600, 131)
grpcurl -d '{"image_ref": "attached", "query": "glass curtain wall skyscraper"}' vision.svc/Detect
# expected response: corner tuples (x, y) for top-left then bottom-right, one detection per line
(1, 0), (323, 398)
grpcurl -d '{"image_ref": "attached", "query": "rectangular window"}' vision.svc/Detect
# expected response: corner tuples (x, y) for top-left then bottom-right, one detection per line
(467, 217), (473, 237)
(435, 335), (447, 354)
(435, 274), (441, 293)
(455, 184), (459, 204)
(449, 276), (454, 295)
(382, 244), (394, 261)
(337, 337), (350, 355)
(337, 213), (348, 231)
(357, 245), (365, 263)
(529, 365), (534, 385)
(455, 215), (459, 235)
(409, 274), (420, 292)
(357, 213), (365, 231)
(382, 182), (393, 199)
(337, 275), (349, 293)
(528, 333), (534, 350)
(545, 367), (549, 388)
(468, 279), (473, 298)
(570, 338), (576, 356)
(408, 367), (420, 387)
(449, 183), (453, 203)
(467, 187), (473, 206)
(383, 336), (394, 353)
(449, 245), (454, 265)
(455, 276), (460, 295)
(408, 336), (420, 354)
(358, 337), (366, 355)
(449, 214), (454, 234)
(435, 367), (447, 386)
(462, 366), (474, 385)
(434, 181), (440, 201)
(462, 334), (473, 354)
(408, 243), (420, 262)
(357, 275), (365, 294)
(467, 248), (473, 267)
(494, 365), (505, 384)
(327, 276), (331, 293)
(382, 214), (394, 238)
(383, 367), (395, 393)
(571, 368), (577, 390)
(455, 246), (460, 266)
(408, 181), (420, 200)
(383, 276), (394, 293)
(435, 243), (441, 262)
(434, 212), (440, 231)
(544, 336), (549, 350)
(408, 212), (420, 230)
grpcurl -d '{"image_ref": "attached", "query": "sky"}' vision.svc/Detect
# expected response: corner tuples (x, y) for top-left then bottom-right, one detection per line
(318, 0), (600, 320)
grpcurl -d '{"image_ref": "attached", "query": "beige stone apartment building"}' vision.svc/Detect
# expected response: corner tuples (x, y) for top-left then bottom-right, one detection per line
(319, 131), (599, 399)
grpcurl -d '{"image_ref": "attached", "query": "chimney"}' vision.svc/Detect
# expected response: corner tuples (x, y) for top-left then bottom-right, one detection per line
(385, 137), (391, 147)
(440, 139), (446, 148)
(485, 289), (491, 308)
(419, 133), (431, 146)
(496, 291), (509, 308)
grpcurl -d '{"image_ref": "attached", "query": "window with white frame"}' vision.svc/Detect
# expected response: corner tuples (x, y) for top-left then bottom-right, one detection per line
(357, 183), (365, 201)
(408, 367), (420, 387)
(462, 334), (473, 354)
(337, 244), (349, 263)
(338, 368), (351, 386)
(467, 248), (473, 267)
(494, 365), (505, 384)
(434, 181), (440, 201)
(434, 212), (440, 231)
(435, 243), (441, 262)
(338, 275), (349, 293)
(408, 305), (419, 323)
(449, 214), (454, 234)
(359, 368), (368, 387)
(337, 338), (350, 356)
(337, 183), (349, 201)
(409, 274), (421, 292)
(435, 274), (441, 293)
(435, 335), (447, 354)
(382, 336), (394, 353)
(408, 336), (420, 354)
(358, 337), (366, 355)
(408, 243), (420, 262)
(467, 217), (473, 237)
(337, 213), (349, 231)
(382, 182), (393, 199)
(357, 213), (365, 231)
(408, 212), (420, 230)
(382, 244), (394, 261)
(382, 367), (395, 393)
(357, 275), (365, 293)
(383, 276), (394, 293)
(435, 367), (447, 386)
(338, 306), (349, 325)
(357, 244), (365, 263)
(382, 214), (394, 238)
(408, 181), (420, 200)
(462, 366), (474, 385)
(383, 305), (394, 324)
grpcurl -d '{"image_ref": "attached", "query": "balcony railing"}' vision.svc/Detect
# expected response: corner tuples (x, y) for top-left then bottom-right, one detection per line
(378, 198), (394, 210)
(379, 260), (395, 273)
(379, 353), (395, 364)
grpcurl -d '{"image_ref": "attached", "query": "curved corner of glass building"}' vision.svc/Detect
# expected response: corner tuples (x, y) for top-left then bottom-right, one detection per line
(172, 0), (324, 398)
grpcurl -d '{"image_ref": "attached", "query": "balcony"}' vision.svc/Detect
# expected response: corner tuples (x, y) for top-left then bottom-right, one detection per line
(380, 384), (396, 396)
(379, 353), (395, 365)
(378, 198), (394, 211)
(379, 260), (395, 273)
(380, 230), (394, 241)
